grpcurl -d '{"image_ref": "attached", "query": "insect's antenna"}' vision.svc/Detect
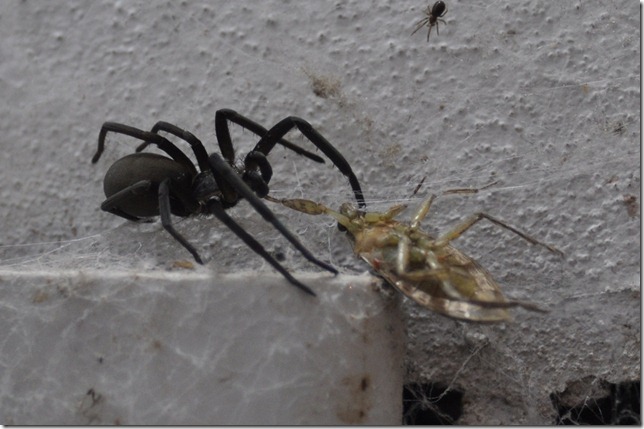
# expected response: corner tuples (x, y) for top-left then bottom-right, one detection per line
(408, 176), (427, 199)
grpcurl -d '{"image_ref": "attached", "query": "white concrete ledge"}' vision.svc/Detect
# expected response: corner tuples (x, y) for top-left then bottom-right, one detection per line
(0, 269), (404, 425)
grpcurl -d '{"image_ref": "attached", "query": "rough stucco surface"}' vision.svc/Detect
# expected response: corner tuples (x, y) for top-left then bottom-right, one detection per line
(0, 0), (639, 424)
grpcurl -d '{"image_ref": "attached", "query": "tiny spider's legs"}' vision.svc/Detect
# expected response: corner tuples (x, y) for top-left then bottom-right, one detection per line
(435, 212), (564, 256)
(250, 117), (366, 208)
(205, 198), (316, 296)
(411, 3), (447, 41)
(158, 179), (204, 264)
(215, 109), (325, 164)
(208, 153), (339, 276)
(99, 180), (153, 221)
(411, 16), (430, 37)
(93, 122), (197, 175)
(135, 121), (211, 171)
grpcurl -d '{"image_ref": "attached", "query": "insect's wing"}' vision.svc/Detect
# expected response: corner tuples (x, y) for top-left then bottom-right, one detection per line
(390, 278), (512, 322)
(361, 244), (518, 322)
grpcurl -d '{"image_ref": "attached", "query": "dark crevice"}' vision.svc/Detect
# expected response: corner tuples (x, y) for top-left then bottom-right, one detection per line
(550, 378), (640, 425)
(403, 382), (464, 425)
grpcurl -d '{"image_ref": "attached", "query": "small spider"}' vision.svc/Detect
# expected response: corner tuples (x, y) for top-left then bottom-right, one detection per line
(91, 109), (365, 296)
(266, 184), (564, 322)
(411, 1), (448, 41)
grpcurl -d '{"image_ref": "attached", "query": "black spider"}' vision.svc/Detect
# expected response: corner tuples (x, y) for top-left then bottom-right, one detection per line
(411, 1), (448, 41)
(91, 109), (366, 296)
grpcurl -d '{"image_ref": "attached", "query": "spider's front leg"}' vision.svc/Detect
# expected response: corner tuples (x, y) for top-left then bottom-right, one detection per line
(214, 109), (326, 165)
(248, 116), (366, 208)
(158, 179), (204, 264)
(206, 153), (341, 295)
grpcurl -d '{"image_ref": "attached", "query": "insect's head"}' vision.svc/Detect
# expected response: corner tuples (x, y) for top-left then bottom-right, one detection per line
(338, 202), (360, 220)
(336, 202), (407, 234)
(333, 202), (376, 237)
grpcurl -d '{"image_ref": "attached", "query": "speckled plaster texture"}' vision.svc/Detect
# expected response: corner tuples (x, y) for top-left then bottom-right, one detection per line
(0, 0), (639, 425)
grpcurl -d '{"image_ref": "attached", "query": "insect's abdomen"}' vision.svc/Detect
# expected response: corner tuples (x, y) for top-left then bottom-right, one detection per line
(356, 230), (511, 322)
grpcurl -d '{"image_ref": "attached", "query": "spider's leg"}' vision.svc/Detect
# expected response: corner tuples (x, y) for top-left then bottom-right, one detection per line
(158, 179), (204, 264)
(434, 19), (447, 39)
(208, 153), (339, 276)
(249, 117), (366, 208)
(99, 180), (153, 222)
(242, 151), (272, 196)
(206, 198), (316, 296)
(244, 151), (273, 185)
(94, 122), (197, 176)
(135, 121), (210, 172)
(215, 109), (325, 165)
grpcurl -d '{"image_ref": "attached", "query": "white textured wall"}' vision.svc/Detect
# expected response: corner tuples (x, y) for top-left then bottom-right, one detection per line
(0, 0), (639, 424)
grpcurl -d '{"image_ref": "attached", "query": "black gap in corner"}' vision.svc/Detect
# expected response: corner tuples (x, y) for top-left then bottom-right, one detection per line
(550, 379), (640, 425)
(403, 382), (464, 425)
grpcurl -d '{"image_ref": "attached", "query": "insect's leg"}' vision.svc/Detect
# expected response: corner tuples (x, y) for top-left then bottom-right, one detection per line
(396, 234), (410, 275)
(214, 109), (325, 165)
(208, 153), (339, 276)
(435, 212), (564, 256)
(411, 195), (437, 229)
(440, 181), (498, 197)
(410, 182), (499, 229)
(264, 195), (354, 229)
(265, 196), (331, 215)
(158, 179), (204, 264)
(205, 198), (316, 297)
(394, 234), (462, 298)
(99, 180), (153, 222)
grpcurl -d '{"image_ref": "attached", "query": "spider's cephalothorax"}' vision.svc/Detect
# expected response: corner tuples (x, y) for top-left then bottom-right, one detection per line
(411, 1), (448, 41)
(92, 109), (366, 296)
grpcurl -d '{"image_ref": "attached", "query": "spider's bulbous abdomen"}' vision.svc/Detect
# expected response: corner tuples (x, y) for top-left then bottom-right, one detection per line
(104, 152), (194, 217)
